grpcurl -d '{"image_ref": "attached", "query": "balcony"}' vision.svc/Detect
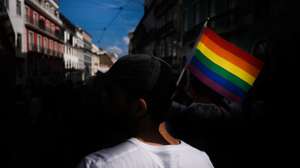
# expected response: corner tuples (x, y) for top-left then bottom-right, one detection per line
(31, 46), (38, 52)
(28, 45), (64, 57)
(66, 38), (72, 45)
(55, 29), (64, 40)
(25, 0), (62, 26)
(25, 17), (64, 42)
(38, 19), (45, 29)
(66, 35), (74, 45)
(16, 49), (24, 58)
(49, 0), (59, 8)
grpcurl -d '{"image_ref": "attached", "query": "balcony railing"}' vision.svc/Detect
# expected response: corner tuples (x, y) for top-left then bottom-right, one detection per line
(26, 16), (64, 41)
(26, 0), (62, 25)
(31, 46), (37, 52)
(26, 16), (34, 24)
(29, 46), (63, 57)
(38, 19), (45, 29)
(55, 30), (64, 40)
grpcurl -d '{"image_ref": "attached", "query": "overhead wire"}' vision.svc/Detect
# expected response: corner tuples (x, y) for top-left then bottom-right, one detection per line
(61, 0), (143, 48)
(97, 0), (132, 45)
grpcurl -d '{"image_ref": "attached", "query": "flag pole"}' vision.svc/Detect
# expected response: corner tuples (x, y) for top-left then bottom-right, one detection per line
(171, 17), (211, 100)
(176, 17), (210, 86)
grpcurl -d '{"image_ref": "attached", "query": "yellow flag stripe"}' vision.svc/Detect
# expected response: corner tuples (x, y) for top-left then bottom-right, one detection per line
(197, 43), (255, 85)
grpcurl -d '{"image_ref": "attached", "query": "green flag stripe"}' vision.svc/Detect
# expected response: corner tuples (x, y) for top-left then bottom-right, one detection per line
(194, 49), (252, 92)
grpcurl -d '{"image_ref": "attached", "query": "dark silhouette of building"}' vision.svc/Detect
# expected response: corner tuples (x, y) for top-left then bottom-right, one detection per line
(131, 1), (300, 168)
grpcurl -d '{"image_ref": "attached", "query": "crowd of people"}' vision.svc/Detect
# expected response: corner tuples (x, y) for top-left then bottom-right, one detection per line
(12, 54), (268, 168)
(4, 15), (298, 167)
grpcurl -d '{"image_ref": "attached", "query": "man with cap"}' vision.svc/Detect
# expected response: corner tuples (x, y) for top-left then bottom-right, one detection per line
(78, 54), (214, 168)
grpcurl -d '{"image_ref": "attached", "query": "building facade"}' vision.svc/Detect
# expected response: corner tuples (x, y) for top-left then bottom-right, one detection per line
(132, 0), (297, 77)
(1, 0), (17, 86)
(91, 44), (101, 76)
(4, 0), (27, 84)
(61, 14), (85, 83)
(130, 0), (184, 72)
(4, 0), (118, 84)
(74, 27), (85, 70)
(98, 53), (115, 73)
(82, 30), (93, 80)
(24, 0), (65, 83)
(4, 0), (65, 84)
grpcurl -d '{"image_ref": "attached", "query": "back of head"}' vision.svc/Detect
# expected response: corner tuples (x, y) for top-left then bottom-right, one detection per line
(105, 54), (176, 123)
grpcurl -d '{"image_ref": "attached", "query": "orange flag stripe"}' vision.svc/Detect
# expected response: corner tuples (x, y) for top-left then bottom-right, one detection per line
(202, 27), (264, 69)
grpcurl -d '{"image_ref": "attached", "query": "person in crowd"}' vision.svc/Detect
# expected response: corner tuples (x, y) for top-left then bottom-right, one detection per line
(78, 54), (214, 168)
(169, 72), (244, 168)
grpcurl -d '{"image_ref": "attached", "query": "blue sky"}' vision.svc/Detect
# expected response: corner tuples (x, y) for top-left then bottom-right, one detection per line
(60, 0), (144, 56)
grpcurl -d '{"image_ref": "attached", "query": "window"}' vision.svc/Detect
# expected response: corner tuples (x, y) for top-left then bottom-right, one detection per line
(51, 23), (55, 33)
(172, 40), (177, 57)
(4, 0), (9, 10)
(17, 33), (22, 51)
(25, 7), (29, 21)
(39, 16), (45, 29)
(49, 40), (53, 54)
(46, 20), (50, 32)
(61, 44), (64, 55)
(58, 44), (60, 55)
(58, 44), (61, 55)
(42, 0), (46, 7)
(55, 10), (59, 18)
(44, 37), (48, 53)
(51, 6), (55, 15)
(28, 31), (34, 51)
(183, 9), (188, 32)
(33, 12), (38, 26)
(54, 41), (57, 55)
(45, 2), (49, 9)
(57, 42), (59, 55)
(193, 3), (201, 25)
(56, 26), (60, 34)
(37, 35), (42, 52)
(17, 0), (22, 16)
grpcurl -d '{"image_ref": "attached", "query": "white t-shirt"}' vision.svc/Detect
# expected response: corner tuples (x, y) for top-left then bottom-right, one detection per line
(78, 138), (214, 168)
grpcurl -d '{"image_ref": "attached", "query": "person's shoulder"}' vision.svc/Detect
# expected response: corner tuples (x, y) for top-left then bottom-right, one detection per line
(180, 141), (214, 167)
(79, 140), (140, 168)
(180, 141), (207, 155)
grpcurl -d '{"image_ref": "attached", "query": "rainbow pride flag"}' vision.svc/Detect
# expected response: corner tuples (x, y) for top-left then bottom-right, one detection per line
(189, 27), (264, 102)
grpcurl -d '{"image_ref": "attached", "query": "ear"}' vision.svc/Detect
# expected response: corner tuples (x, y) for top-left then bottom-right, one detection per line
(135, 98), (148, 118)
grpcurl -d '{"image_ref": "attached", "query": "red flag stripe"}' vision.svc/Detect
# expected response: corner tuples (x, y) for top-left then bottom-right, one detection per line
(202, 27), (264, 69)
